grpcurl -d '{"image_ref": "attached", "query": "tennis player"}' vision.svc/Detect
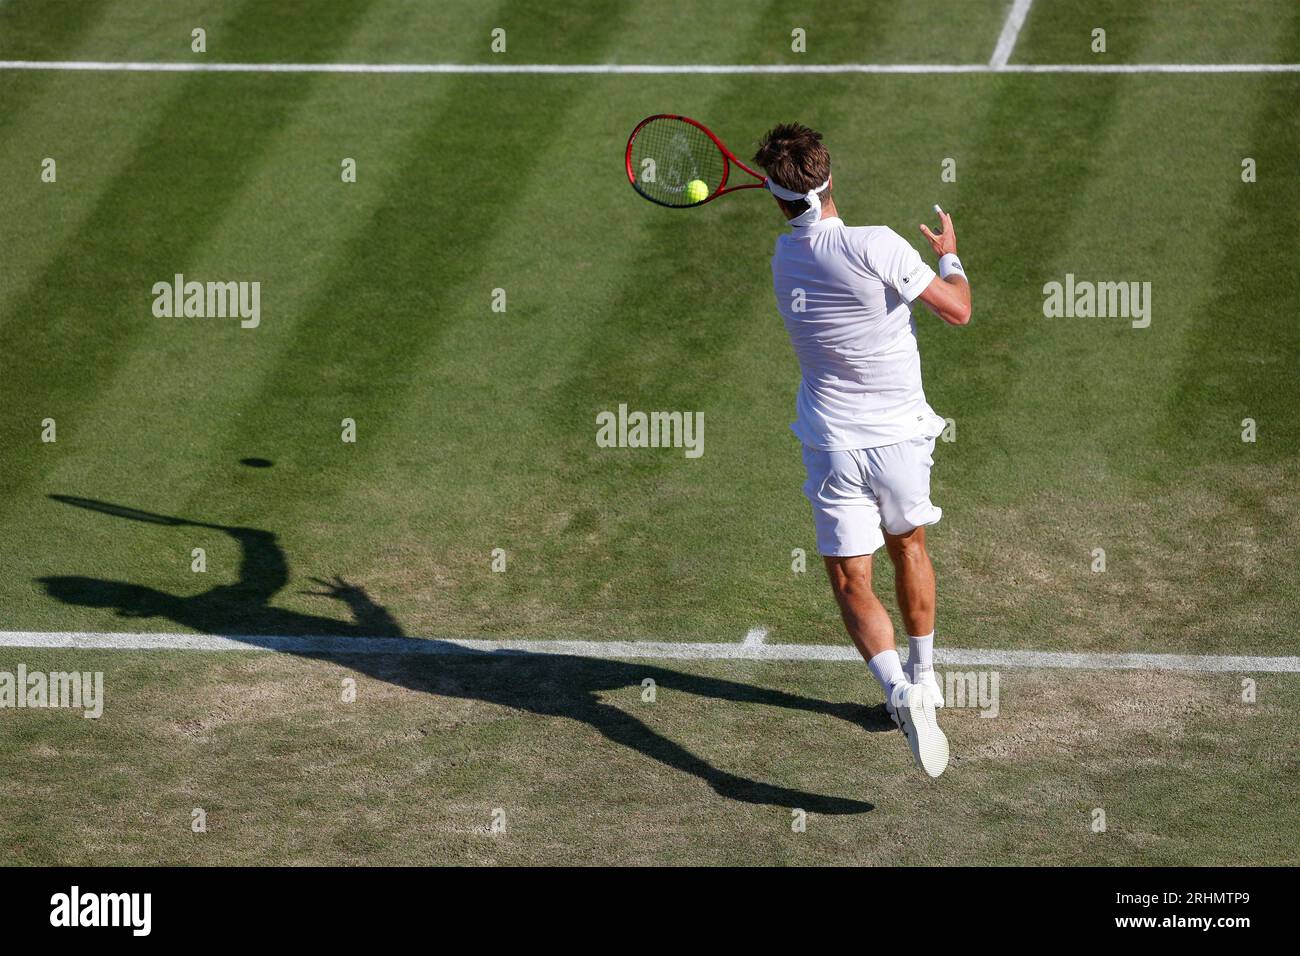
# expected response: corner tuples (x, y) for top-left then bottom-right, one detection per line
(753, 123), (972, 778)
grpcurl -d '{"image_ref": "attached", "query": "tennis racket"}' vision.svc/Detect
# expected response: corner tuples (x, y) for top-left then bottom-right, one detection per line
(625, 114), (767, 208)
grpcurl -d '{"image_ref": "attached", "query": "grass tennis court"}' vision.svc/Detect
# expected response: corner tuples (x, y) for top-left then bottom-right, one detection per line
(1, 0), (1296, 865)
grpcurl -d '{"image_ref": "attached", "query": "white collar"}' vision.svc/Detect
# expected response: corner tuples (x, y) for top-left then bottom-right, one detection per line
(789, 215), (843, 234)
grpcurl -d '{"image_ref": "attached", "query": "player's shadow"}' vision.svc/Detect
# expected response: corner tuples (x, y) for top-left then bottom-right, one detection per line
(39, 494), (878, 815)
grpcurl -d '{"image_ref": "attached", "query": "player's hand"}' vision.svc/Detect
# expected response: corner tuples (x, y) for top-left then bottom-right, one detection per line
(919, 210), (957, 258)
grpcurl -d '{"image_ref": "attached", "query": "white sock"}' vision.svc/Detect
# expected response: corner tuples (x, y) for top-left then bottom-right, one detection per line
(867, 649), (907, 698)
(908, 632), (935, 674)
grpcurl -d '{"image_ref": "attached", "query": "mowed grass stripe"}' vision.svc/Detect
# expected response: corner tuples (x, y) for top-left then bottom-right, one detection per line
(0, 0), (143, 321)
(980, 16), (1298, 655)
(1008, 19), (1298, 479)
(148, 3), (638, 632)
(1161, 15), (1300, 463)
(868, 11), (1157, 652)
(0, 0), (187, 321)
(8, 5), (680, 636)
(930, 29), (1157, 478)
(0, 76), (170, 322)
(1009, 0), (1300, 66)
(19, 5), (499, 562)
(0, 0), (406, 318)
(0, 0), (382, 519)
(1138, 20), (1300, 646)
(985, 76), (1282, 654)
(0, 0), (110, 139)
(1150, 17), (1300, 643)
(0, 0), (1027, 67)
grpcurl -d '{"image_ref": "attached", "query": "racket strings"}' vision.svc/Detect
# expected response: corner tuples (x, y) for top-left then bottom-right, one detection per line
(629, 118), (726, 206)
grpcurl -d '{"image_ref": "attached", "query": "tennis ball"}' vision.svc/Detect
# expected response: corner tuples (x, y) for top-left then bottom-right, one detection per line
(685, 179), (709, 203)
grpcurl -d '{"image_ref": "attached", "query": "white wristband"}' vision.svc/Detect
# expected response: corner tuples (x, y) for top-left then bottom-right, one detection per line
(939, 253), (965, 279)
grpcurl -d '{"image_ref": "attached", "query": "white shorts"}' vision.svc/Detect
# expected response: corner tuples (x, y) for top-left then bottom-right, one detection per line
(801, 436), (943, 557)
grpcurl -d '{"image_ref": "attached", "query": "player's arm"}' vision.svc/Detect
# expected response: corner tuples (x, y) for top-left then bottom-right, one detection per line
(917, 208), (971, 326)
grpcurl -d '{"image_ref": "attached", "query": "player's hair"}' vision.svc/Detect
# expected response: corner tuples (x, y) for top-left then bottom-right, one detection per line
(752, 123), (832, 216)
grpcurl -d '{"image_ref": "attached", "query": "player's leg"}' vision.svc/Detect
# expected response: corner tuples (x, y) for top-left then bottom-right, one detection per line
(884, 525), (941, 704)
(871, 436), (945, 705)
(857, 436), (950, 776)
(800, 447), (906, 702)
(802, 443), (948, 776)
(823, 553), (897, 664)
(830, 541), (946, 778)
(884, 525), (934, 636)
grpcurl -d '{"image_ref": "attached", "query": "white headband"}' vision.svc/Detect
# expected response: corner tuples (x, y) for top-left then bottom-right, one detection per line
(766, 175), (831, 227)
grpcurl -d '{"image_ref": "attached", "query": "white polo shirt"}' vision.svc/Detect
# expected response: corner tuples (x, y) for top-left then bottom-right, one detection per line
(769, 215), (945, 450)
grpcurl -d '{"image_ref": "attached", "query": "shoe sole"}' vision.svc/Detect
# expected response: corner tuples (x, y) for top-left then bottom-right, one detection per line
(899, 686), (949, 778)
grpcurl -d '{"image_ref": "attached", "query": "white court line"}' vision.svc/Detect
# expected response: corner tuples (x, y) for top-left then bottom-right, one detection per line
(742, 627), (768, 647)
(0, 630), (1295, 672)
(990, 0), (1035, 68)
(0, 60), (1298, 75)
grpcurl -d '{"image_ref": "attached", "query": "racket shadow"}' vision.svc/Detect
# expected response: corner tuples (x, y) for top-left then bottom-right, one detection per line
(49, 493), (191, 526)
(39, 493), (875, 815)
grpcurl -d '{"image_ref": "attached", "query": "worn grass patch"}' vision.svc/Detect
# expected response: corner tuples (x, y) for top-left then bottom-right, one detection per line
(1, 649), (1293, 865)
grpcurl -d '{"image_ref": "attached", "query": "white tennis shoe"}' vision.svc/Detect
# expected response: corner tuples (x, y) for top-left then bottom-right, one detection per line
(904, 660), (944, 707)
(889, 681), (949, 778)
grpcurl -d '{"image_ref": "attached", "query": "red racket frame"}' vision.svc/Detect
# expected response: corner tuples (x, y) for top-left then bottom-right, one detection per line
(624, 113), (768, 208)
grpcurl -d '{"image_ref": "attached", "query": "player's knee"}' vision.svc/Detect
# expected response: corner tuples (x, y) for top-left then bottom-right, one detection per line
(835, 570), (870, 596)
(831, 571), (876, 614)
(825, 555), (876, 605)
(885, 526), (927, 562)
